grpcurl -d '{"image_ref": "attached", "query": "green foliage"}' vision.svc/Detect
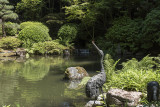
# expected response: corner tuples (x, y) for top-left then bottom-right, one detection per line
(0, 0), (18, 20)
(104, 54), (120, 81)
(31, 41), (66, 55)
(105, 17), (142, 53)
(106, 69), (160, 93)
(42, 13), (65, 38)
(0, 37), (22, 49)
(58, 24), (78, 47)
(141, 8), (160, 49)
(5, 22), (20, 36)
(20, 21), (49, 33)
(78, 77), (91, 87)
(18, 24), (51, 48)
(0, 0), (18, 37)
(121, 55), (157, 71)
(105, 55), (160, 93)
(16, 0), (44, 20)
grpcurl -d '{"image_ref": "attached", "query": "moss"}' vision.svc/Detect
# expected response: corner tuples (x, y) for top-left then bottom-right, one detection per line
(76, 66), (89, 76)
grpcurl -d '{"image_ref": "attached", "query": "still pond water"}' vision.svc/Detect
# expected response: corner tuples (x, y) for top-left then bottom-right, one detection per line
(0, 55), (101, 107)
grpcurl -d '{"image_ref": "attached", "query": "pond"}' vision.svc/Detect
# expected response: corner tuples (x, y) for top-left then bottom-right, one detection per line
(0, 55), (101, 107)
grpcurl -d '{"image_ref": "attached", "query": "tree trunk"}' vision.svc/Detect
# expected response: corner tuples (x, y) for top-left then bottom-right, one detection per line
(2, 19), (6, 37)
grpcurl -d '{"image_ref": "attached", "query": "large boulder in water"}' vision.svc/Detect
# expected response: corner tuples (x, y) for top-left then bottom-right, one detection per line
(64, 67), (89, 80)
(106, 88), (142, 107)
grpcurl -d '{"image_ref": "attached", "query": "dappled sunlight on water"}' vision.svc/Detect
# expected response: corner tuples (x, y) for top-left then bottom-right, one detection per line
(0, 55), (100, 107)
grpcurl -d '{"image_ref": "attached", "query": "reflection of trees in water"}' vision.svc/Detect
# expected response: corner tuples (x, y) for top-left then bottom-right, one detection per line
(0, 72), (18, 105)
(20, 56), (71, 81)
(0, 56), (95, 106)
(20, 57), (50, 82)
(16, 74), (66, 107)
(0, 61), (22, 73)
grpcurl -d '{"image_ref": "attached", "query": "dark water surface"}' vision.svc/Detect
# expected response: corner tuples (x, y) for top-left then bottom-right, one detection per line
(0, 55), (100, 107)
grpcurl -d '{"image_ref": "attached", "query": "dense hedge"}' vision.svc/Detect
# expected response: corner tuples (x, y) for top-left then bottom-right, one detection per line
(0, 37), (22, 49)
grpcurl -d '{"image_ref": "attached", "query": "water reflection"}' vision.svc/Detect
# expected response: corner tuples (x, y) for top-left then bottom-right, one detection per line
(0, 55), (99, 107)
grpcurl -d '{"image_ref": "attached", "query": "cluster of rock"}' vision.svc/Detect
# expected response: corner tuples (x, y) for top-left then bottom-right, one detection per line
(0, 48), (26, 57)
(85, 88), (143, 107)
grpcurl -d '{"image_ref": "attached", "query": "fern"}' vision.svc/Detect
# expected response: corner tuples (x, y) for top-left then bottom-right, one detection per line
(121, 55), (159, 71)
(104, 54), (120, 81)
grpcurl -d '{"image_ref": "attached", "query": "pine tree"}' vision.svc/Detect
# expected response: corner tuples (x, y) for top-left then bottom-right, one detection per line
(0, 0), (18, 37)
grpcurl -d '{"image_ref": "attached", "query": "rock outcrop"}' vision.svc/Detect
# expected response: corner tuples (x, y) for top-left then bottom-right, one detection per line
(106, 88), (142, 107)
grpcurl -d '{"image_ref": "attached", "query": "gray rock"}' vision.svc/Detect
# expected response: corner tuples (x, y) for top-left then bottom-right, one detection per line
(85, 100), (103, 107)
(16, 48), (26, 57)
(64, 67), (89, 80)
(106, 88), (142, 107)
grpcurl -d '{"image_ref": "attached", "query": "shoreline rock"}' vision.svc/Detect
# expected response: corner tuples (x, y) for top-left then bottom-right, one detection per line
(64, 67), (89, 80)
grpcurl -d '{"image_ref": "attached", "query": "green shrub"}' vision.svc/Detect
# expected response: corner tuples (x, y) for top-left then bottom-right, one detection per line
(58, 24), (78, 47)
(141, 8), (160, 49)
(20, 21), (49, 33)
(18, 25), (51, 48)
(105, 17), (142, 53)
(106, 69), (160, 93)
(31, 41), (66, 55)
(5, 22), (20, 36)
(104, 55), (160, 93)
(0, 37), (22, 49)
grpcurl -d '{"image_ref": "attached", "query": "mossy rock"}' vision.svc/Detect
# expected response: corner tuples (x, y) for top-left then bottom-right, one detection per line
(65, 67), (89, 80)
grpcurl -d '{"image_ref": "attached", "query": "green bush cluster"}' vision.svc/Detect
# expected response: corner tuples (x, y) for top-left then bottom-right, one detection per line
(5, 22), (20, 36)
(58, 24), (78, 47)
(104, 55), (160, 93)
(105, 17), (141, 53)
(31, 41), (66, 55)
(141, 8), (160, 49)
(20, 21), (49, 32)
(0, 37), (22, 49)
(18, 22), (51, 48)
(103, 8), (160, 55)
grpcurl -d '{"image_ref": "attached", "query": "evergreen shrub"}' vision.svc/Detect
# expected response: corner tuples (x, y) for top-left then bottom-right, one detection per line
(31, 41), (66, 55)
(18, 25), (51, 48)
(141, 8), (160, 49)
(105, 17), (142, 53)
(0, 37), (22, 49)
(20, 21), (49, 33)
(5, 22), (20, 36)
(58, 24), (78, 47)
